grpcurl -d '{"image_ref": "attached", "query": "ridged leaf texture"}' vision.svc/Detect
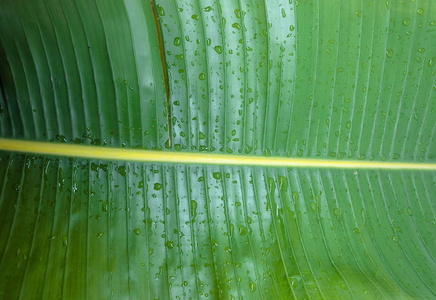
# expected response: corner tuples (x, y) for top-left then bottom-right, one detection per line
(0, 0), (435, 299)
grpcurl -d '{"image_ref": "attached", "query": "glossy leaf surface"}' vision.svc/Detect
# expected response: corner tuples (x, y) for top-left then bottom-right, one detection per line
(0, 0), (435, 299)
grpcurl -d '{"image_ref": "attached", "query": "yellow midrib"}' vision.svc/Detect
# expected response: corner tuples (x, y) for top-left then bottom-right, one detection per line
(0, 138), (434, 170)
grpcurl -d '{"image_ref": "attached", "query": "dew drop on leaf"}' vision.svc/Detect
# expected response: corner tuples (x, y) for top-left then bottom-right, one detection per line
(234, 9), (241, 19)
(214, 45), (223, 54)
(156, 5), (165, 16)
(102, 201), (108, 212)
(190, 200), (197, 219)
(232, 23), (241, 30)
(166, 241), (174, 249)
(238, 225), (247, 236)
(334, 208), (340, 219)
(386, 49), (393, 58)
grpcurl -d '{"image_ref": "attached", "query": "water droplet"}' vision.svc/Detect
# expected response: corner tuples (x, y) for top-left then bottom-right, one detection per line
(297, 149), (303, 157)
(156, 4), (165, 16)
(402, 18), (410, 26)
(232, 23), (241, 30)
(62, 236), (68, 247)
(428, 57), (435, 67)
(290, 276), (300, 288)
(278, 176), (287, 192)
(116, 166), (126, 177)
(386, 49), (393, 58)
(97, 232), (104, 238)
(334, 208), (340, 219)
(198, 73), (206, 80)
(90, 162), (98, 172)
(392, 235), (398, 243)
(12, 183), (21, 191)
(292, 192), (299, 201)
(249, 282), (257, 292)
(311, 202), (316, 213)
(353, 228), (360, 234)
(213, 172), (221, 180)
(229, 224), (234, 238)
(154, 183), (162, 190)
(166, 241), (175, 249)
(214, 45), (223, 54)
(346, 121), (351, 129)
(417, 8), (424, 14)
(203, 6), (212, 12)
(238, 225), (247, 236)
(245, 144), (252, 154)
(174, 37), (181, 46)
(191, 14), (199, 21)
(418, 47), (425, 53)
(339, 282), (348, 290)
(234, 9), (241, 19)
(190, 200), (197, 219)
(102, 201), (108, 212)
(430, 21), (436, 26)
(134, 228), (141, 235)
(281, 8), (286, 18)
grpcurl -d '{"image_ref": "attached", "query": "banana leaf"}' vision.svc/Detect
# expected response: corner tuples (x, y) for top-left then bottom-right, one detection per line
(0, 0), (435, 298)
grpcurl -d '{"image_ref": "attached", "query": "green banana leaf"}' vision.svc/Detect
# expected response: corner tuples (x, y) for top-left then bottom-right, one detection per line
(0, 0), (435, 299)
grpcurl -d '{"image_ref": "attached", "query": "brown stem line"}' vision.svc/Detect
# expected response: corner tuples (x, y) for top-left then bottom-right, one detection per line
(150, 0), (171, 148)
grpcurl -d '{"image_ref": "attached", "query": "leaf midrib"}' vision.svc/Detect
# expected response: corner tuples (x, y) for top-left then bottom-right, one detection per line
(0, 138), (434, 170)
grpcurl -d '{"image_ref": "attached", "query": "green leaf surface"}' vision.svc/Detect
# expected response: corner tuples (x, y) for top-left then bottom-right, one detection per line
(0, 0), (435, 299)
